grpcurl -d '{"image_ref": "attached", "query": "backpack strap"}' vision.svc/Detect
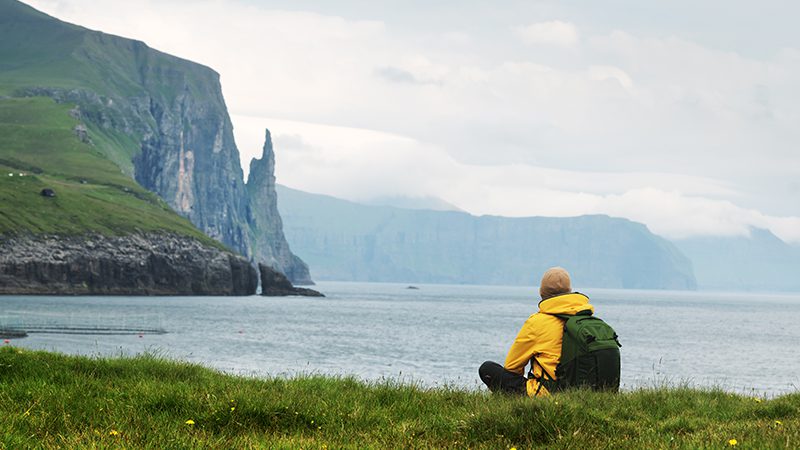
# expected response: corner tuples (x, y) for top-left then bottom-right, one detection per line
(545, 309), (593, 321)
(528, 309), (593, 394)
(529, 355), (558, 395)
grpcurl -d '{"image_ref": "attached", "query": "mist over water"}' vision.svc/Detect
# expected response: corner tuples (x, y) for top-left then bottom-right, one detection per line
(2, 282), (799, 397)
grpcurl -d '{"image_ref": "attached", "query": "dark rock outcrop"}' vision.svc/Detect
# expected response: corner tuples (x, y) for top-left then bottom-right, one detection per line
(258, 263), (324, 297)
(0, 234), (258, 295)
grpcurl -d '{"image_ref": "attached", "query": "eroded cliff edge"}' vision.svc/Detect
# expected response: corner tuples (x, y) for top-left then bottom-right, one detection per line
(0, 234), (258, 295)
(0, 0), (312, 284)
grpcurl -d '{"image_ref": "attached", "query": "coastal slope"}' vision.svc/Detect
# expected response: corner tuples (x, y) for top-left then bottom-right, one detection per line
(0, 0), (311, 290)
(0, 97), (256, 295)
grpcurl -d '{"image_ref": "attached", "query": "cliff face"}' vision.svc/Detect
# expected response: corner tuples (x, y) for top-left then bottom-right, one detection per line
(246, 131), (312, 284)
(0, 0), (310, 284)
(0, 233), (258, 295)
(129, 68), (251, 254)
(276, 186), (698, 290)
(119, 46), (310, 284)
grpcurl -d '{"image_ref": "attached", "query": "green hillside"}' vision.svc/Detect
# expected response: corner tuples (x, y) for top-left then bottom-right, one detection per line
(0, 0), (222, 176)
(0, 96), (216, 245)
(0, 0), (210, 98)
(0, 0), (227, 246)
(0, 0), (87, 95)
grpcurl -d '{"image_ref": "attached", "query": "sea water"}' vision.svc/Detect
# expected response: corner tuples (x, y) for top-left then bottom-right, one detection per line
(2, 282), (799, 397)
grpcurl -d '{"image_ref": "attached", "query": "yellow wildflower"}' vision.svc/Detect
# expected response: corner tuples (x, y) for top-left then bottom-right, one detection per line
(185, 419), (195, 425)
(753, 398), (762, 403)
(230, 407), (236, 412)
(775, 420), (782, 426)
(510, 447), (518, 450)
(728, 439), (738, 446)
(109, 430), (120, 436)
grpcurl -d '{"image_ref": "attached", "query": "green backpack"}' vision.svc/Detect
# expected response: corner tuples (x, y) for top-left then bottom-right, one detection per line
(532, 309), (621, 394)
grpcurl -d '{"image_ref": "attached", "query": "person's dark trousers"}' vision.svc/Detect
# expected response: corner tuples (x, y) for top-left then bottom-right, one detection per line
(479, 361), (528, 395)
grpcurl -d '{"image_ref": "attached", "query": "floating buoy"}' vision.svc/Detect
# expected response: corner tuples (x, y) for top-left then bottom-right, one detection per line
(138, 334), (143, 338)
(238, 330), (243, 334)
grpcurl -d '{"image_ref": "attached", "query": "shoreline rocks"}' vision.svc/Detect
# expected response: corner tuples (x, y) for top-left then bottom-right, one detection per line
(259, 263), (324, 297)
(0, 233), (258, 295)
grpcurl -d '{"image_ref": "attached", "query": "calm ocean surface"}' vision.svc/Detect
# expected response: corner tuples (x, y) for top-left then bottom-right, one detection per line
(2, 282), (799, 397)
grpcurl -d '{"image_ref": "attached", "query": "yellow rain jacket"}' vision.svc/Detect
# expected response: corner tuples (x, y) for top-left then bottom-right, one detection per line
(504, 292), (594, 397)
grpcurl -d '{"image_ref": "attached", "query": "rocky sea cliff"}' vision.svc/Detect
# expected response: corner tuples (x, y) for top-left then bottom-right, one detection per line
(0, 233), (257, 295)
(0, 0), (312, 293)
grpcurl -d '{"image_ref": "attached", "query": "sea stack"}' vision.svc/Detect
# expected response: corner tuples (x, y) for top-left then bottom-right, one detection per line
(259, 263), (324, 297)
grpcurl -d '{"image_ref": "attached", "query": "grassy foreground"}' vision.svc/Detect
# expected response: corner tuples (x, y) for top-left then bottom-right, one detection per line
(0, 347), (797, 449)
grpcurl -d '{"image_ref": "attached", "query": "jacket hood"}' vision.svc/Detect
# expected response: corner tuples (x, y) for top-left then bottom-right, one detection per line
(538, 292), (594, 315)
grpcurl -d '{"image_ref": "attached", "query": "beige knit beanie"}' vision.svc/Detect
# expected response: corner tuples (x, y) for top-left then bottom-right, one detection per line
(539, 267), (572, 300)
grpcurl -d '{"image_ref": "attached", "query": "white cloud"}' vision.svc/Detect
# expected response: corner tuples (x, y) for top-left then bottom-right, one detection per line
(514, 21), (580, 47)
(233, 114), (456, 198)
(232, 114), (800, 244)
(598, 189), (800, 243)
(588, 65), (634, 90)
(24, 0), (800, 242)
(442, 31), (471, 45)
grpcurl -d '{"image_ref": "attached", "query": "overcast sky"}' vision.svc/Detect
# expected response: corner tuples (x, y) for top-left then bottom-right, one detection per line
(27, 0), (800, 243)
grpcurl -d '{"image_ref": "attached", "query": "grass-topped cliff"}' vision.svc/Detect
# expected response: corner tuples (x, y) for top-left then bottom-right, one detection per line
(0, 97), (216, 244)
(1, 347), (797, 448)
(0, 0), (212, 176)
(0, 0), (227, 244)
(0, 96), (259, 295)
(0, 0), (312, 283)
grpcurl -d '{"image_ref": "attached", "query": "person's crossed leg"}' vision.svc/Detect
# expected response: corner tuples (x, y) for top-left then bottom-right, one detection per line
(478, 361), (527, 395)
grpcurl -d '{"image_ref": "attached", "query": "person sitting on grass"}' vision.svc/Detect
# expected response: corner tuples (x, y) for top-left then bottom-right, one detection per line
(479, 267), (598, 396)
